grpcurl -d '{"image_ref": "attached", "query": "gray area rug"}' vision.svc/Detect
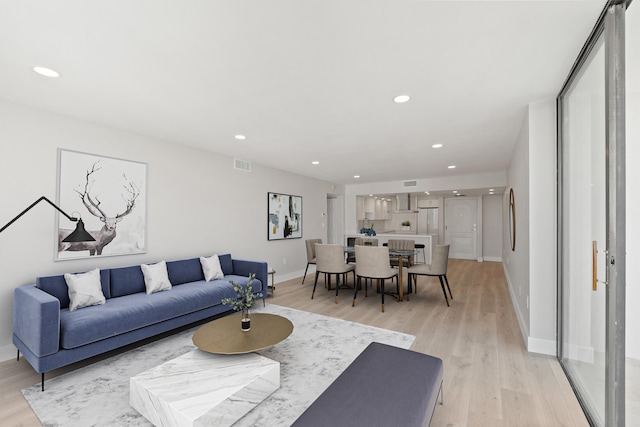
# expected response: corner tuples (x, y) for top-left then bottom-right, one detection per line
(22, 304), (415, 426)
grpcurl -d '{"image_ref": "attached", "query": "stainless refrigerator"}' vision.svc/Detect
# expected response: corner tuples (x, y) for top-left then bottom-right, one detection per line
(417, 208), (438, 243)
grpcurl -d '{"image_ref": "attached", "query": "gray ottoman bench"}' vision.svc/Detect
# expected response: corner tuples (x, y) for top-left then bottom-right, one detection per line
(292, 341), (443, 427)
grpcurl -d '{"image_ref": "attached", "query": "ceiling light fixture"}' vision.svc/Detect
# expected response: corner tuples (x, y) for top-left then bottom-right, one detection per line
(448, 165), (456, 169)
(452, 190), (458, 194)
(32, 66), (60, 78)
(234, 135), (246, 140)
(393, 95), (410, 103)
(432, 144), (443, 148)
(354, 175), (360, 179)
(312, 161), (319, 165)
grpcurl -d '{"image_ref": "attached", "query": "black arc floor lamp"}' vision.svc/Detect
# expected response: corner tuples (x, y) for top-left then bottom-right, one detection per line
(1, 196), (95, 391)
(0, 196), (95, 242)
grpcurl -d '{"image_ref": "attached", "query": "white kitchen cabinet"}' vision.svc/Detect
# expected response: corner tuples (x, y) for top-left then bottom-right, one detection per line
(356, 196), (365, 220)
(364, 197), (376, 219)
(375, 199), (390, 220)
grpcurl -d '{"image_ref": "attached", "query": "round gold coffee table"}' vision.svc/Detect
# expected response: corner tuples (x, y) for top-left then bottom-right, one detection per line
(192, 313), (294, 354)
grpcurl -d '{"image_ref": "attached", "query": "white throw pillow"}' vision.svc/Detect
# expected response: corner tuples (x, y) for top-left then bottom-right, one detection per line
(141, 261), (172, 294)
(65, 268), (106, 311)
(200, 255), (224, 281)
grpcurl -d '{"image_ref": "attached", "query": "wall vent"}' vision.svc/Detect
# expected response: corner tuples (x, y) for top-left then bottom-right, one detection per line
(403, 180), (417, 187)
(234, 158), (252, 172)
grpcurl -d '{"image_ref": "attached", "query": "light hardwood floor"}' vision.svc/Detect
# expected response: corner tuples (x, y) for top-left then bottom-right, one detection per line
(0, 259), (589, 426)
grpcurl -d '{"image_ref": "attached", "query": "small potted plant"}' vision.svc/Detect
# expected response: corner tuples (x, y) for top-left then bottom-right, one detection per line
(401, 221), (411, 231)
(221, 273), (263, 331)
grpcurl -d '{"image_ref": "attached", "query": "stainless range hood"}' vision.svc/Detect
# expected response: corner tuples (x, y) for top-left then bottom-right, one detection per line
(395, 194), (416, 212)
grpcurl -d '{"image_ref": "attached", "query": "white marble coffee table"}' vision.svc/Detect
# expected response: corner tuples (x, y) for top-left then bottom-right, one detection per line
(130, 349), (280, 427)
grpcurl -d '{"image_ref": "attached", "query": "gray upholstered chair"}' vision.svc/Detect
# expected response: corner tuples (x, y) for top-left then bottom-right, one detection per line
(347, 237), (378, 263)
(303, 238), (322, 284)
(312, 244), (356, 303)
(352, 245), (398, 312)
(387, 239), (415, 268)
(407, 244), (452, 306)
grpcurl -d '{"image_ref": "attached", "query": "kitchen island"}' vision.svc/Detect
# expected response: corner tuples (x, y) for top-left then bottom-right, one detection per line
(345, 233), (433, 264)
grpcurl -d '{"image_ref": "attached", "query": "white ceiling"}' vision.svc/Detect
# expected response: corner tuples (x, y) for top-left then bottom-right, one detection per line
(0, 0), (605, 185)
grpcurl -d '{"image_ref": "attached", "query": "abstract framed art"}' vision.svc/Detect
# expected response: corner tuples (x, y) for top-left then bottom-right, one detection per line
(55, 149), (147, 260)
(268, 192), (302, 240)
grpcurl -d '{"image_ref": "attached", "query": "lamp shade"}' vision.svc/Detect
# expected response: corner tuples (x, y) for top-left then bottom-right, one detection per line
(62, 219), (95, 242)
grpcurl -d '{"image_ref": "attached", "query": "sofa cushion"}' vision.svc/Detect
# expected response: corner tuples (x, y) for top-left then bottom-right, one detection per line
(65, 268), (106, 311)
(200, 255), (224, 281)
(141, 261), (172, 294)
(37, 270), (110, 310)
(218, 253), (233, 275)
(166, 258), (205, 285)
(59, 277), (252, 349)
(109, 265), (145, 298)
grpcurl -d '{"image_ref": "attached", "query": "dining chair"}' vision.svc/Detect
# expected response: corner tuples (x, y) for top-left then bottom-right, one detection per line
(312, 244), (356, 303)
(387, 239), (415, 268)
(348, 238), (379, 263)
(353, 245), (398, 312)
(303, 238), (323, 284)
(406, 244), (452, 306)
(346, 237), (357, 263)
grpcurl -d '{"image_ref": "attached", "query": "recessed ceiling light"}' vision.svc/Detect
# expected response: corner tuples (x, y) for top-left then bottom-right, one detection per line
(424, 191), (430, 195)
(33, 66), (60, 78)
(452, 190), (458, 194)
(312, 161), (319, 165)
(393, 95), (410, 103)
(448, 165), (456, 169)
(354, 175), (360, 179)
(489, 189), (494, 192)
(432, 144), (443, 148)
(234, 135), (246, 140)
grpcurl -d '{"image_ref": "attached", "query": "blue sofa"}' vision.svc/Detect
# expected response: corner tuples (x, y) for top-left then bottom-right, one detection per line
(12, 254), (267, 390)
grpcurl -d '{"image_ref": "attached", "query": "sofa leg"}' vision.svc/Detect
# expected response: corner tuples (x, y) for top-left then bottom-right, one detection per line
(41, 372), (45, 392)
(17, 349), (20, 361)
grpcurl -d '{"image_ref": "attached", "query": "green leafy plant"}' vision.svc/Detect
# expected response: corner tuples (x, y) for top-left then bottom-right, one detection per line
(402, 221), (411, 226)
(221, 273), (263, 311)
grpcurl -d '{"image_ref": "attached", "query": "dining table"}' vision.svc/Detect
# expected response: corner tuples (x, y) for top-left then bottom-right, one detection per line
(344, 247), (418, 302)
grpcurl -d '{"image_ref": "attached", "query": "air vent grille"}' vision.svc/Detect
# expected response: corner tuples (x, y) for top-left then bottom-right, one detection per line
(234, 158), (251, 172)
(403, 180), (417, 187)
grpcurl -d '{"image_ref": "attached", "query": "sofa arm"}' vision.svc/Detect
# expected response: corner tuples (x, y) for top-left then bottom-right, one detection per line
(232, 259), (268, 293)
(13, 285), (60, 357)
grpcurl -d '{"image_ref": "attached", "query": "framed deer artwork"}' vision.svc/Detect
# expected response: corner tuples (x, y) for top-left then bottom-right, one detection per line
(268, 192), (302, 240)
(55, 149), (147, 260)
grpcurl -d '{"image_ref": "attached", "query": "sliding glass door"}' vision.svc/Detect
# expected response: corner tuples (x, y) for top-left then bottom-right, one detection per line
(558, 2), (627, 426)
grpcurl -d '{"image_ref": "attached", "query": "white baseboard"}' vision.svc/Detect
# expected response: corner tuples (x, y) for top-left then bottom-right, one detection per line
(527, 336), (557, 356)
(483, 256), (502, 262)
(0, 343), (16, 363)
(502, 264), (557, 356)
(565, 342), (595, 363)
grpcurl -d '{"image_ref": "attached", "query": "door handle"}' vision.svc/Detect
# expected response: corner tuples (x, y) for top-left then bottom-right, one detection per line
(592, 241), (597, 291)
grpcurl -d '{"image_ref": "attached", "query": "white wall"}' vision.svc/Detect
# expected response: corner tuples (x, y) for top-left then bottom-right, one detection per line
(0, 100), (343, 361)
(528, 99), (558, 353)
(504, 107), (532, 349)
(504, 99), (557, 356)
(482, 194), (503, 261)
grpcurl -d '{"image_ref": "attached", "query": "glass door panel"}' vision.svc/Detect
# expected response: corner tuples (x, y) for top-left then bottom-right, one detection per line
(559, 34), (607, 426)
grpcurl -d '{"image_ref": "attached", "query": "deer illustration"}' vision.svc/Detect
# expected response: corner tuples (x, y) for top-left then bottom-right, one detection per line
(58, 162), (140, 256)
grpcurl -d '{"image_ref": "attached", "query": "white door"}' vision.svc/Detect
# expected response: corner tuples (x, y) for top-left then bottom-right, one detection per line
(326, 196), (340, 244)
(444, 197), (477, 260)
